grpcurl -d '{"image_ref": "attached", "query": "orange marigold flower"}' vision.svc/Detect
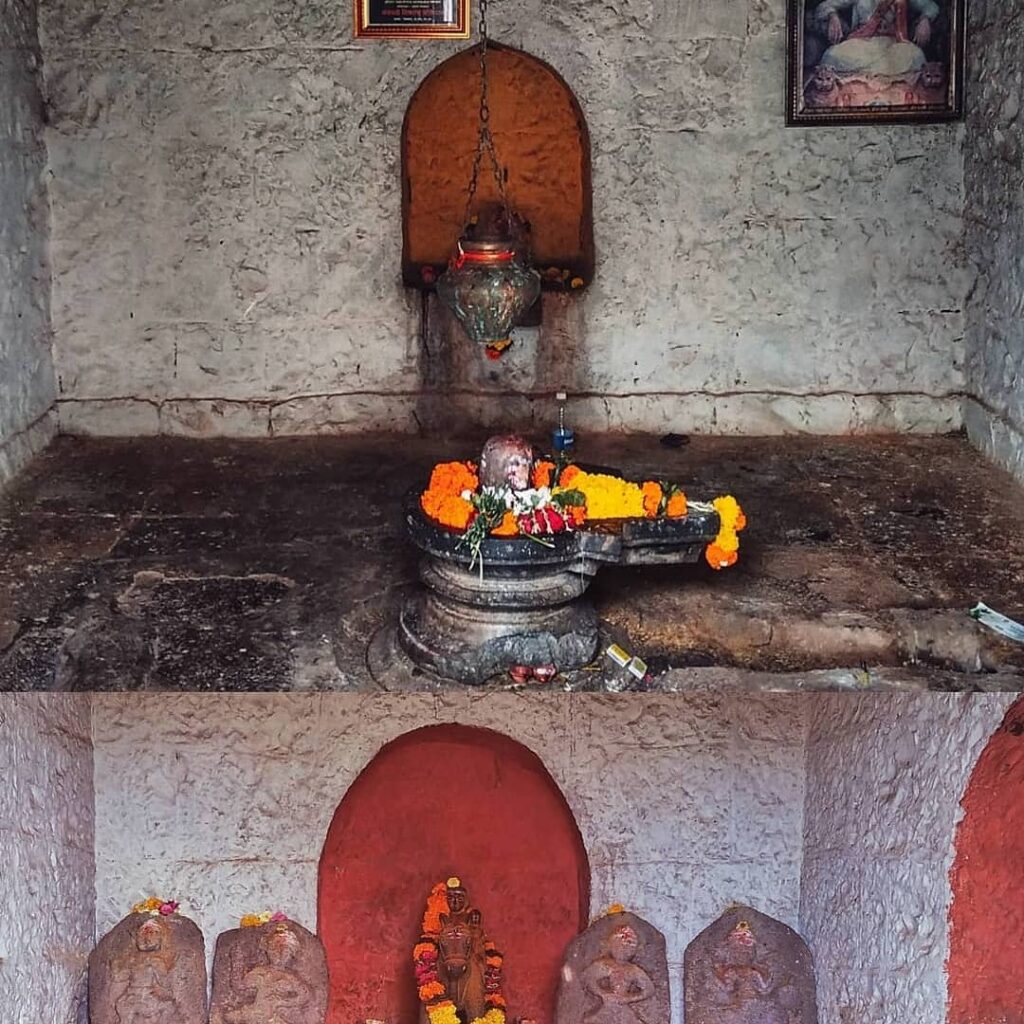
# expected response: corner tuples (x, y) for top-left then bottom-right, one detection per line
(419, 983), (446, 1000)
(413, 942), (437, 959)
(426, 461), (479, 498)
(559, 465), (581, 487)
(422, 882), (451, 935)
(641, 481), (662, 518)
(485, 955), (503, 968)
(422, 493), (475, 531)
(491, 511), (519, 537)
(705, 543), (738, 570)
(531, 460), (556, 489)
(486, 995), (507, 1008)
(666, 492), (687, 518)
(565, 505), (587, 527)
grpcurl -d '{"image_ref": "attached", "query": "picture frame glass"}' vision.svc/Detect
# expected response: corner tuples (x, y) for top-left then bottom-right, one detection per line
(356, 0), (470, 38)
(788, 0), (964, 124)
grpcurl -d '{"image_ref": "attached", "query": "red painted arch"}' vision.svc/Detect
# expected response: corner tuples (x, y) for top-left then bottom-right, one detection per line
(318, 725), (590, 1024)
(948, 695), (1024, 1024)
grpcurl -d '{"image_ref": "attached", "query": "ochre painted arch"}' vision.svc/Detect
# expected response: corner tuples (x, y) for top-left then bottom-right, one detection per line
(318, 724), (590, 1024)
(401, 43), (594, 286)
(948, 696), (1024, 1024)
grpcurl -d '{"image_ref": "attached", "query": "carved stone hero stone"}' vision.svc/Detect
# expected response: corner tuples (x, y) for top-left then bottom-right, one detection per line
(209, 918), (329, 1024)
(88, 911), (207, 1024)
(556, 911), (669, 1024)
(683, 906), (818, 1024)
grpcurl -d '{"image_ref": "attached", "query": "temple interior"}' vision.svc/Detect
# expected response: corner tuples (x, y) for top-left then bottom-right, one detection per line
(4, 692), (1024, 1024)
(2, 1), (1024, 1023)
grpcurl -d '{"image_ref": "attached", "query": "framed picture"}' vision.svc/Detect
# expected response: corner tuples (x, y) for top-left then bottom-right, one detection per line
(354, 0), (470, 39)
(786, 0), (966, 125)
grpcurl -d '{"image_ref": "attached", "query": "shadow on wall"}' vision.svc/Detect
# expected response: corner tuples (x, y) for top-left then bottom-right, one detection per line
(948, 694), (1024, 1024)
(317, 724), (590, 1024)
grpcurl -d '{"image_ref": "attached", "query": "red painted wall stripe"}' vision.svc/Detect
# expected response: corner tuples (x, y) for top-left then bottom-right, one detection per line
(948, 695), (1024, 1024)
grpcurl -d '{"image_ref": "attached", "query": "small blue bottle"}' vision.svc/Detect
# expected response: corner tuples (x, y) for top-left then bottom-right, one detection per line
(552, 391), (575, 454)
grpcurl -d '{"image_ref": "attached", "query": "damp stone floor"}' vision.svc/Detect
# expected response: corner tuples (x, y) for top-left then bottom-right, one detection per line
(2, 432), (1023, 692)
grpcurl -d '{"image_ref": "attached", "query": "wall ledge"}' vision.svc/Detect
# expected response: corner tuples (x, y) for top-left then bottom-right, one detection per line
(56, 391), (964, 439)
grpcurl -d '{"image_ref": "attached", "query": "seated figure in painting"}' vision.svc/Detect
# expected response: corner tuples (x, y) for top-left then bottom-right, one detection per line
(804, 0), (947, 109)
(414, 878), (506, 1024)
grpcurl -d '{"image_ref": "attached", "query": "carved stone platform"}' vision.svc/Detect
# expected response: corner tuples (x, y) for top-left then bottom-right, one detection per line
(400, 487), (720, 684)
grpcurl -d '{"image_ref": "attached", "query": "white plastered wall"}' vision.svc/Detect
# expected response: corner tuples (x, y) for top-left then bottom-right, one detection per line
(800, 692), (1018, 1023)
(0, 0), (56, 487)
(38, 0), (969, 438)
(0, 694), (95, 1024)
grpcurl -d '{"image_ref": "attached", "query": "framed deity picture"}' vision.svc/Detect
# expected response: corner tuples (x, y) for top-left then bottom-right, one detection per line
(354, 0), (470, 38)
(786, 0), (966, 125)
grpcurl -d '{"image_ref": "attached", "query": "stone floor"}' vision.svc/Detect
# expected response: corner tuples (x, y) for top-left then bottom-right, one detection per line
(1, 432), (1023, 692)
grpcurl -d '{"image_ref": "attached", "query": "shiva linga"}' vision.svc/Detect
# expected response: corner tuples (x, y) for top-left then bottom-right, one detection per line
(401, 434), (746, 685)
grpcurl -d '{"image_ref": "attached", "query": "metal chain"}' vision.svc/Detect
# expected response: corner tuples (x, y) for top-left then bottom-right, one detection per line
(462, 0), (512, 230)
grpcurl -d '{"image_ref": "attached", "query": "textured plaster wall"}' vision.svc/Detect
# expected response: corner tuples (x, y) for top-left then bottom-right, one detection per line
(0, 0), (56, 486)
(40, 0), (968, 439)
(800, 693), (1017, 1024)
(962, 2), (1024, 483)
(91, 692), (807, 1024)
(0, 694), (95, 1024)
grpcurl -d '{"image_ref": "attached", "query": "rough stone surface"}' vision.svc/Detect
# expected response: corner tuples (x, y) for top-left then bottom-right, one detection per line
(683, 905), (816, 1024)
(37, 0), (968, 438)
(88, 911), (208, 1024)
(0, 0), (57, 489)
(2, 433), (1023, 691)
(800, 692), (1018, 1024)
(556, 911), (669, 1024)
(962, 3), (1024, 484)
(90, 692), (809, 1024)
(209, 919), (327, 1024)
(0, 694), (95, 1024)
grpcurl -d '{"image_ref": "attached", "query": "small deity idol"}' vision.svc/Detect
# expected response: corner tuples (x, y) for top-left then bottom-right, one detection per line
(580, 924), (656, 1024)
(415, 878), (504, 1024)
(209, 917), (328, 1024)
(222, 925), (313, 1024)
(556, 910), (669, 1024)
(89, 909), (207, 1024)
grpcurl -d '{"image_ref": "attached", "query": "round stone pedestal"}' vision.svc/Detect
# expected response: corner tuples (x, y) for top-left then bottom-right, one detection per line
(400, 487), (721, 685)
(398, 554), (600, 685)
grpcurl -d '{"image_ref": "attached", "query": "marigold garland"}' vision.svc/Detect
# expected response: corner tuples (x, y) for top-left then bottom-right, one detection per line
(418, 457), (742, 570)
(415, 881), (506, 1024)
(705, 495), (746, 570)
(421, 461), (480, 531)
(666, 492), (687, 518)
(554, 469), (646, 520)
(641, 481), (662, 518)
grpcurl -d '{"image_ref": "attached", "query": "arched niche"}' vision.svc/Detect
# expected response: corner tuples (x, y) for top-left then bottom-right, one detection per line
(318, 724), (590, 1024)
(402, 43), (594, 290)
(947, 696), (1024, 1024)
